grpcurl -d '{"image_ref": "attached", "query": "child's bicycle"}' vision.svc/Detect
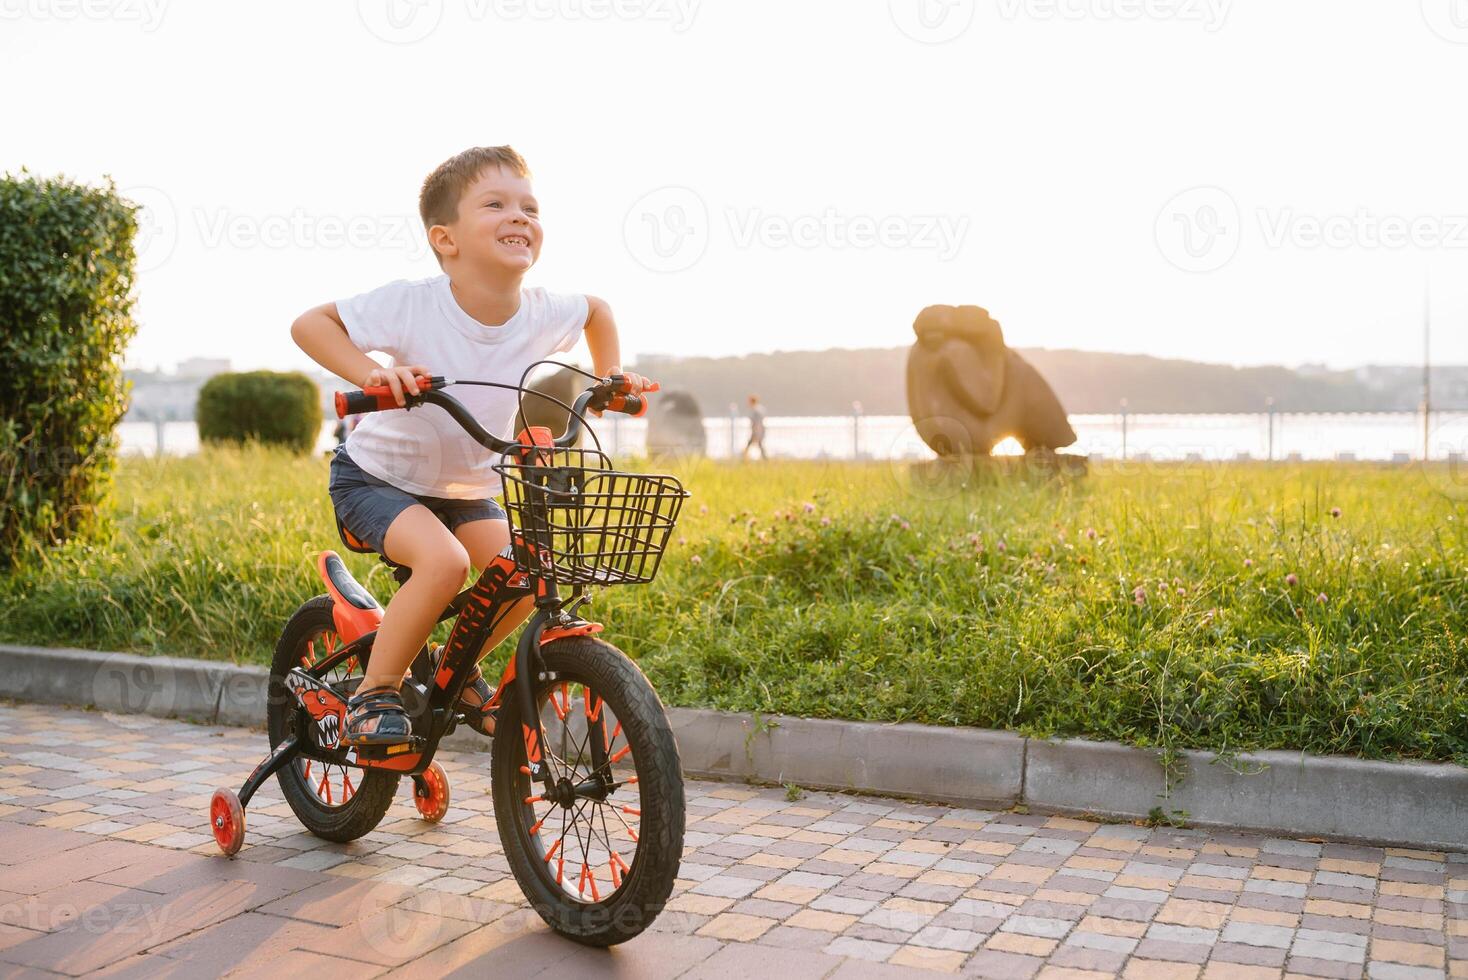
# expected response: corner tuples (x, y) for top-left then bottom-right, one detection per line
(208, 366), (689, 946)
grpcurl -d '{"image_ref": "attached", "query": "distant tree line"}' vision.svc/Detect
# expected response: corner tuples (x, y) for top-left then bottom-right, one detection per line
(630, 348), (1467, 416)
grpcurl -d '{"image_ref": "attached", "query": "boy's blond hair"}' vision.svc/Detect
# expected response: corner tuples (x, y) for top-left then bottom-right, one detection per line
(419, 147), (532, 261)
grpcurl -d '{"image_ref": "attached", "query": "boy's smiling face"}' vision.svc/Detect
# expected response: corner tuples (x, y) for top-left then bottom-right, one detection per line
(434, 166), (541, 274)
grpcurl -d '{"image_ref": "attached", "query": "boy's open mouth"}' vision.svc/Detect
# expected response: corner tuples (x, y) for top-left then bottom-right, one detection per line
(498, 235), (530, 248)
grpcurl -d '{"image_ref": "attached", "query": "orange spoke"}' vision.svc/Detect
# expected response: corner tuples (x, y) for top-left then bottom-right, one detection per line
(588, 864), (600, 901)
(544, 838), (562, 862)
(610, 744), (633, 764)
(585, 692), (602, 722)
(304, 640), (315, 666)
(319, 771), (332, 805)
(342, 770), (355, 801)
(528, 815), (546, 835)
(620, 805), (640, 817)
(609, 720), (623, 745)
(302, 760), (312, 782)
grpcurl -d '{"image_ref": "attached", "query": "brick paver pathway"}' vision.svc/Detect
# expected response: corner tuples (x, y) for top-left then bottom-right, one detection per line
(0, 702), (1462, 978)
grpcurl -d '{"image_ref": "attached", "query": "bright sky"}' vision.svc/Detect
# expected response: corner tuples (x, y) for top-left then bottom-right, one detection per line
(4, 0), (1466, 374)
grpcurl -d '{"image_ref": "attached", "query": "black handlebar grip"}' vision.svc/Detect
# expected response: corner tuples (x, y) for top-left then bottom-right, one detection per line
(609, 393), (648, 418)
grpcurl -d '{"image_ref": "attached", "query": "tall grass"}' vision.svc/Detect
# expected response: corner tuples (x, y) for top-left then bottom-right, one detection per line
(2, 445), (1464, 763)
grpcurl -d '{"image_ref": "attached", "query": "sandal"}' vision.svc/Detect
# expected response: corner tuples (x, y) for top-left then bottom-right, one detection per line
(457, 665), (496, 737)
(341, 685), (413, 746)
(427, 643), (496, 737)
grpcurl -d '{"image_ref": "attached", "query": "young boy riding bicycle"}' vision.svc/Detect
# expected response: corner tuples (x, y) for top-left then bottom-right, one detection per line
(291, 145), (650, 747)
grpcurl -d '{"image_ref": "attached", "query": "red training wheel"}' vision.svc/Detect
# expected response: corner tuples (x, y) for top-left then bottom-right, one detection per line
(413, 761), (451, 822)
(210, 788), (246, 856)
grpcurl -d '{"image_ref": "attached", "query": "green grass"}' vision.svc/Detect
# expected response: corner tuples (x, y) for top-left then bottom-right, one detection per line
(3, 445), (1466, 764)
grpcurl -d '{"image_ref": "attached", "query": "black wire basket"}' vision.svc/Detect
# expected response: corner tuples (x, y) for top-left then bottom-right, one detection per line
(495, 447), (690, 587)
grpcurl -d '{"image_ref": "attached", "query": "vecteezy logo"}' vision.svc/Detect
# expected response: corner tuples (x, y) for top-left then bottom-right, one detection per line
(1422, 0), (1468, 43)
(1422, 414), (1468, 503)
(122, 185), (178, 274)
(357, 0), (443, 43)
(92, 655), (177, 731)
(889, 0), (975, 43)
(623, 186), (708, 273)
(1154, 186), (1241, 273)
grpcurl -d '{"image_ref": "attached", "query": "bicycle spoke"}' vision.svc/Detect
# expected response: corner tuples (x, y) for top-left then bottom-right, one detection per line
(522, 674), (645, 906)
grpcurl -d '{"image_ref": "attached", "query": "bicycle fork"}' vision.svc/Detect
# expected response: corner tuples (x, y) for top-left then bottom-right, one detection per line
(512, 601), (605, 794)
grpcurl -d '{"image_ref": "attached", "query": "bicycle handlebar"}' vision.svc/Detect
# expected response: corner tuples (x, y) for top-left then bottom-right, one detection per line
(333, 373), (659, 454)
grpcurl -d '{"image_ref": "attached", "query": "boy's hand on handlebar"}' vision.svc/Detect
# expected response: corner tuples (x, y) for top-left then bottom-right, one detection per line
(613, 372), (655, 396)
(591, 372), (658, 417)
(363, 365), (430, 407)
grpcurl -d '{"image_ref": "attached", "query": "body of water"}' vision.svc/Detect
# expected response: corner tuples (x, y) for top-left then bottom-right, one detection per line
(117, 412), (1468, 463)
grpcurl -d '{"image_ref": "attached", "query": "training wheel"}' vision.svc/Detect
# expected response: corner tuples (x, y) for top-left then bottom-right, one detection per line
(210, 788), (246, 856)
(413, 761), (450, 822)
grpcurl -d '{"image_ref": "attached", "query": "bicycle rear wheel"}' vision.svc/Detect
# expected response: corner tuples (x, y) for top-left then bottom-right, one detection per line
(268, 595), (399, 842)
(491, 635), (684, 946)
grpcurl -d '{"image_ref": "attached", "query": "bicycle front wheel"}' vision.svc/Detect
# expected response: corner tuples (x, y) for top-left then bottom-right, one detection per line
(491, 635), (684, 946)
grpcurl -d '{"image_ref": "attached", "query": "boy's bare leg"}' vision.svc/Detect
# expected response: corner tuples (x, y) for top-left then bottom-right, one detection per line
(454, 518), (536, 691)
(360, 506), (471, 691)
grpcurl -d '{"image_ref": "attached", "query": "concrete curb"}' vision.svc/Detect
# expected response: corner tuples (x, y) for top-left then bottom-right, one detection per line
(3, 643), (1463, 849)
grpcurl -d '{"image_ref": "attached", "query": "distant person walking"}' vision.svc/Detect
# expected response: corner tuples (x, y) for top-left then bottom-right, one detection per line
(742, 394), (767, 460)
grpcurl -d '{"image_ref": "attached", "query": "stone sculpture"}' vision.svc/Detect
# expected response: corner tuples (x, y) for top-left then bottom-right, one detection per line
(646, 390), (707, 458)
(906, 305), (1077, 457)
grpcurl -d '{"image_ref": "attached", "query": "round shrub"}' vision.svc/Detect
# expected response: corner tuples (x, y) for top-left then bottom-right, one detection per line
(196, 371), (322, 454)
(0, 171), (139, 568)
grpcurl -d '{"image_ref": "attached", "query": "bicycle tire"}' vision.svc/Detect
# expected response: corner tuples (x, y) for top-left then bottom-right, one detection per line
(268, 595), (399, 842)
(491, 635), (684, 945)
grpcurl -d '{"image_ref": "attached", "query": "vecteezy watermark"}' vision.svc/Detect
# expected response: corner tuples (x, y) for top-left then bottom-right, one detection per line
(727, 208), (968, 261)
(194, 208), (433, 260)
(471, 0), (698, 30)
(1422, 413), (1468, 503)
(90, 653), (177, 731)
(1257, 208), (1468, 251)
(0, 0), (168, 30)
(888, 0), (976, 43)
(359, 884), (444, 959)
(0, 900), (171, 935)
(624, 187), (969, 272)
(623, 186), (709, 273)
(1421, 0), (1468, 44)
(1156, 186), (1468, 273)
(1154, 186), (1241, 274)
(122, 185), (179, 274)
(117, 190), (433, 270)
(356, 0), (697, 43)
(994, 0), (1231, 31)
(356, 0), (444, 43)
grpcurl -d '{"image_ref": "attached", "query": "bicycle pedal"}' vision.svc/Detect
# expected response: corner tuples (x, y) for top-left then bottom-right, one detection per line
(354, 736), (427, 759)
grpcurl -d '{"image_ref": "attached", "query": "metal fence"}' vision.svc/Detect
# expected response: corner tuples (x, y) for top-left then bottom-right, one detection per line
(118, 411), (1468, 463)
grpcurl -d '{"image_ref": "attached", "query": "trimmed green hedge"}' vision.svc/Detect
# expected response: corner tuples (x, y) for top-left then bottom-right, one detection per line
(197, 371), (322, 454)
(0, 171), (138, 568)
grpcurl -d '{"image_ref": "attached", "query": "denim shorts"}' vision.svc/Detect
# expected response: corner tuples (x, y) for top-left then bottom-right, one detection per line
(327, 446), (506, 557)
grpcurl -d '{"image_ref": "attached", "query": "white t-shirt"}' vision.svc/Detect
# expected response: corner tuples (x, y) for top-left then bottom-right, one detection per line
(338, 275), (589, 499)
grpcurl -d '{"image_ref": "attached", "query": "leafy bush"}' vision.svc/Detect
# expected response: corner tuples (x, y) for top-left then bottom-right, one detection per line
(196, 371), (322, 454)
(0, 171), (138, 568)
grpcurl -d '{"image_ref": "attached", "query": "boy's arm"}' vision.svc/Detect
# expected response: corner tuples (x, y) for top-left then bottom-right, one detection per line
(291, 303), (427, 407)
(582, 296), (651, 393)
